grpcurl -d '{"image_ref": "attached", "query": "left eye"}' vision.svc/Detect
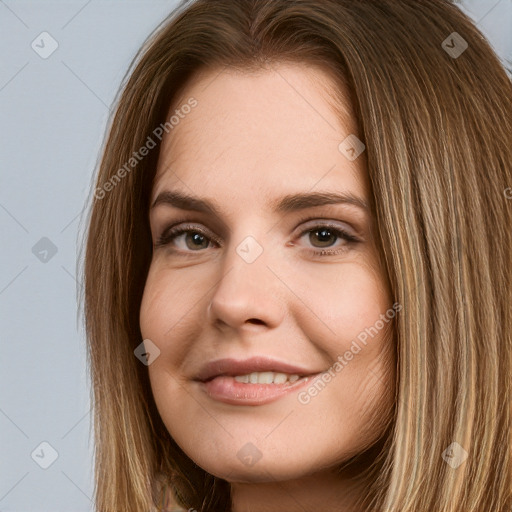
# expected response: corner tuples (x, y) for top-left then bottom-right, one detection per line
(299, 225), (359, 251)
(154, 223), (360, 256)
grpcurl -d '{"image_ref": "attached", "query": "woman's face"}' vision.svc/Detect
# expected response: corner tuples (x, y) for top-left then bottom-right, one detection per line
(139, 62), (395, 482)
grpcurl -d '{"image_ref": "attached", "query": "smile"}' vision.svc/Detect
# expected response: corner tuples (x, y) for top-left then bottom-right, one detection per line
(198, 373), (321, 406)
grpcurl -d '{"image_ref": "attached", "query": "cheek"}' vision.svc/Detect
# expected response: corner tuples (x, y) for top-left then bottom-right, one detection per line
(291, 259), (395, 412)
(139, 267), (182, 377)
(139, 271), (166, 341)
(139, 263), (212, 373)
(139, 262), (199, 340)
(294, 256), (391, 345)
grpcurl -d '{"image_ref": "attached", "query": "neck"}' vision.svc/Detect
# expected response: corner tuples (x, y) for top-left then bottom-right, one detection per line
(230, 442), (385, 512)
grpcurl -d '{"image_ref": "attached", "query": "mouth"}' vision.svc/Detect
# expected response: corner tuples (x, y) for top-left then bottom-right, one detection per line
(195, 356), (319, 381)
(230, 371), (303, 384)
(198, 373), (321, 405)
(199, 372), (320, 405)
(194, 357), (322, 405)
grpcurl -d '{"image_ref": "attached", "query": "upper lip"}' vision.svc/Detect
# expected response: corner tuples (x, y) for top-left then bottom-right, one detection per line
(195, 356), (319, 382)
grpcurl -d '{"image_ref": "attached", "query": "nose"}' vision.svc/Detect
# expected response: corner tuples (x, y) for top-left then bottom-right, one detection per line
(207, 236), (287, 332)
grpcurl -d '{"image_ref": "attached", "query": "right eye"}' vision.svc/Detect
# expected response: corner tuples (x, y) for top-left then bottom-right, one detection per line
(154, 223), (219, 252)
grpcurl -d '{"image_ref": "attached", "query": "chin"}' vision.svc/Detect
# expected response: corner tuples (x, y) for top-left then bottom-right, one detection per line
(199, 456), (313, 483)
(183, 437), (332, 482)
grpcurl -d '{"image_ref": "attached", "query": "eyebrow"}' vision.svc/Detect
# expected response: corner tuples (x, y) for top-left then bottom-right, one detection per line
(151, 189), (369, 215)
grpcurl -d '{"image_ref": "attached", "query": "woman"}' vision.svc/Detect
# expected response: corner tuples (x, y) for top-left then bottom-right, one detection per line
(80, 0), (512, 510)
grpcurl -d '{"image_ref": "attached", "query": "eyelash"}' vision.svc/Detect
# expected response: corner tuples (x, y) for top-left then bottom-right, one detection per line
(154, 215), (361, 258)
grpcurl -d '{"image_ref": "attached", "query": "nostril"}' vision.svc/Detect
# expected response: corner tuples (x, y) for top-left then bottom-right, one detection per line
(247, 318), (264, 325)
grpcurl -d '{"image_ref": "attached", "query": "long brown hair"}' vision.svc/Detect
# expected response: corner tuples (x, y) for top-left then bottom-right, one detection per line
(79, 1), (512, 510)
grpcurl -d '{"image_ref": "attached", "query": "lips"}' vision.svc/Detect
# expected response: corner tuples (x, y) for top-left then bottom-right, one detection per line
(200, 375), (318, 405)
(195, 356), (318, 382)
(194, 356), (323, 405)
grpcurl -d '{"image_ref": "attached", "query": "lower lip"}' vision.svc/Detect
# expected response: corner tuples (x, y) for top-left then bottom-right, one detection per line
(198, 375), (320, 405)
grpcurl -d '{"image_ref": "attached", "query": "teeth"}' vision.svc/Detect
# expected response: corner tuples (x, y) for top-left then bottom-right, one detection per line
(233, 372), (301, 384)
(273, 373), (288, 384)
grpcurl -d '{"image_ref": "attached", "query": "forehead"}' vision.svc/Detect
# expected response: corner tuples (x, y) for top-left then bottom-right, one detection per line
(152, 62), (368, 208)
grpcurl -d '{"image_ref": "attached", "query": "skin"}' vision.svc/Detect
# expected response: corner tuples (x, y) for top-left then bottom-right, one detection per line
(139, 62), (396, 512)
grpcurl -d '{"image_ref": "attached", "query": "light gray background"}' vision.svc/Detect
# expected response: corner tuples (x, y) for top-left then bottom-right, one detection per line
(1, 1), (510, 511)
